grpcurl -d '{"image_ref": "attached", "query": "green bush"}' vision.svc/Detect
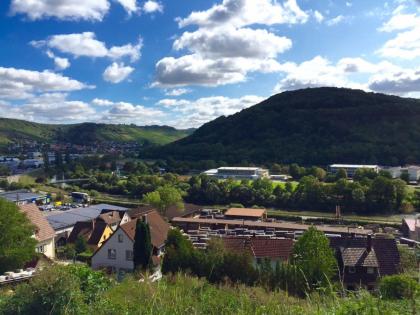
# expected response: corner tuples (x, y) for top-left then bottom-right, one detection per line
(379, 274), (419, 300)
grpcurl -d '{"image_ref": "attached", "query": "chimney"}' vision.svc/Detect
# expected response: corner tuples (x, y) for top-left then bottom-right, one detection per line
(367, 234), (372, 252)
(92, 219), (95, 232)
(143, 214), (148, 224)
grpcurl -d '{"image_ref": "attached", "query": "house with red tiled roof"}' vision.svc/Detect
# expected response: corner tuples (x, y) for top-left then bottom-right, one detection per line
(67, 219), (113, 250)
(402, 216), (420, 241)
(19, 203), (55, 259)
(222, 236), (294, 267)
(91, 210), (169, 274)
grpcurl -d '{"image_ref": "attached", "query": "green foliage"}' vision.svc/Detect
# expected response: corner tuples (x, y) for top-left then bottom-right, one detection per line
(74, 235), (88, 254)
(146, 87), (420, 165)
(291, 227), (337, 292)
(398, 246), (418, 274)
(0, 199), (36, 274)
(379, 274), (420, 300)
(142, 185), (184, 216)
(133, 220), (152, 271)
(0, 265), (112, 315)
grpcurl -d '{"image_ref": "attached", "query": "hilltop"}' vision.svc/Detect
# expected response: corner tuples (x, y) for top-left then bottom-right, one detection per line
(0, 118), (193, 147)
(146, 87), (420, 165)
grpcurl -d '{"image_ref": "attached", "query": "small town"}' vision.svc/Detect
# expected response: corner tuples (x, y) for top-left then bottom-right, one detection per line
(1, 0), (420, 314)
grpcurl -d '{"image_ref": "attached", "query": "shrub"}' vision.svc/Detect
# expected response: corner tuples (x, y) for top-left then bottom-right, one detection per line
(379, 274), (419, 300)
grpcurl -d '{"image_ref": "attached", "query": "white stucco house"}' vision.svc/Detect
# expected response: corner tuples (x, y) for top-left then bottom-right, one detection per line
(91, 210), (169, 273)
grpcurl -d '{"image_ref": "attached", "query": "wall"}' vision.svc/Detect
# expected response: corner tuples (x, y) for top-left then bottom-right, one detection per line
(91, 228), (134, 272)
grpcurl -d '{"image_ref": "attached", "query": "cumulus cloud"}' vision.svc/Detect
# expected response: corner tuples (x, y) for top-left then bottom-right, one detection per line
(92, 98), (114, 106)
(143, 1), (163, 13)
(157, 95), (264, 128)
(10, 0), (136, 21)
(32, 32), (142, 62)
(326, 15), (345, 26)
(103, 62), (134, 83)
(97, 99), (165, 125)
(273, 55), (420, 96)
(0, 66), (91, 100)
(164, 88), (191, 96)
(46, 51), (70, 70)
(154, 0), (304, 87)
(377, 12), (420, 60)
(313, 10), (324, 23)
(177, 0), (308, 28)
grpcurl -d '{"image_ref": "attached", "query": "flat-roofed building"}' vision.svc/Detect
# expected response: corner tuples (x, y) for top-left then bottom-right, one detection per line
(224, 208), (267, 221)
(329, 164), (379, 178)
(203, 167), (269, 180)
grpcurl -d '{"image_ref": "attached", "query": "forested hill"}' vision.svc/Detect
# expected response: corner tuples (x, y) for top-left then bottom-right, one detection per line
(146, 87), (420, 165)
(0, 118), (193, 147)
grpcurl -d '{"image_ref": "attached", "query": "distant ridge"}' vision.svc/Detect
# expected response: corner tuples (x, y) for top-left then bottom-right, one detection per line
(0, 118), (194, 147)
(146, 87), (420, 165)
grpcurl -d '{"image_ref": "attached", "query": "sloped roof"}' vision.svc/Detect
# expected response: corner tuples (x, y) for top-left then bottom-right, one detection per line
(340, 247), (378, 267)
(19, 203), (55, 242)
(222, 237), (293, 260)
(120, 210), (169, 248)
(329, 236), (400, 275)
(98, 211), (122, 225)
(225, 208), (266, 218)
(67, 220), (110, 246)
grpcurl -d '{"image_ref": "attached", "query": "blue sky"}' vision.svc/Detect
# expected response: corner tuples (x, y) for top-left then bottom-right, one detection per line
(0, 0), (419, 128)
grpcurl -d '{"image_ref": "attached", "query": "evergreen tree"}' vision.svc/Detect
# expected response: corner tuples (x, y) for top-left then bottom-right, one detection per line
(133, 219), (152, 271)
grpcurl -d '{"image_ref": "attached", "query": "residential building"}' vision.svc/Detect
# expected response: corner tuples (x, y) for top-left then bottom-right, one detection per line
(402, 216), (420, 241)
(330, 235), (400, 290)
(46, 204), (128, 247)
(19, 203), (55, 259)
(329, 164), (379, 178)
(222, 237), (294, 267)
(203, 167), (269, 180)
(91, 210), (169, 273)
(385, 166), (420, 182)
(67, 219), (114, 250)
(224, 208), (267, 221)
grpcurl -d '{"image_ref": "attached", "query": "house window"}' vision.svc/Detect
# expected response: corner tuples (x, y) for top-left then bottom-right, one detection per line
(118, 234), (124, 243)
(108, 249), (116, 260)
(36, 245), (45, 253)
(348, 267), (356, 274)
(367, 267), (375, 274)
(126, 250), (133, 261)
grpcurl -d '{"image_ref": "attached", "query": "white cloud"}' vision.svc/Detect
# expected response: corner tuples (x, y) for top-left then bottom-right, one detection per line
(46, 51), (70, 70)
(326, 15), (345, 26)
(97, 99), (165, 125)
(377, 12), (420, 60)
(313, 10), (324, 23)
(154, 0), (300, 87)
(116, 0), (138, 15)
(177, 0), (308, 28)
(0, 93), (97, 123)
(92, 98), (115, 106)
(32, 32), (142, 62)
(10, 0), (140, 21)
(143, 1), (163, 13)
(103, 62), (134, 83)
(157, 95), (265, 128)
(0, 66), (91, 100)
(164, 88), (191, 96)
(173, 27), (291, 59)
(155, 54), (282, 87)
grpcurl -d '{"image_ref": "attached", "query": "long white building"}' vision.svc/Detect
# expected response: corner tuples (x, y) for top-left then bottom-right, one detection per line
(203, 167), (269, 180)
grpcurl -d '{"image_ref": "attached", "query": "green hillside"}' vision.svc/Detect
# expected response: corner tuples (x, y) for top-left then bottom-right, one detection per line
(146, 87), (420, 165)
(0, 118), (193, 147)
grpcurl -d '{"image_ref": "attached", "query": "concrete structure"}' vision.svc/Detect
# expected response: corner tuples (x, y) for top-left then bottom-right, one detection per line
(19, 204), (55, 259)
(171, 217), (372, 236)
(0, 190), (47, 205)
(224, 208), (267, 221)
(203, 167), (269, 180)
(386, 166), (420, 182)
(329, 164), (379, 178)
